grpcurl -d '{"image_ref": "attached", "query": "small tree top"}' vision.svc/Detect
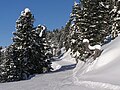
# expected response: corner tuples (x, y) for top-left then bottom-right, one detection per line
(24, 8), (31, 13)
(21, 8), (31, 16)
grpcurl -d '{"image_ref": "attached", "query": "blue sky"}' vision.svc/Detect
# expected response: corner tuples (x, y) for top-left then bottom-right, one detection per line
(0, 0), (80, 46)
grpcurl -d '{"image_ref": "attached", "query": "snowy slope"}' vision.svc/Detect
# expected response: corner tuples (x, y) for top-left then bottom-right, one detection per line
(60, 48), (76, 63)
(73, 36), (120, 90)
(1, 36), (120, 90)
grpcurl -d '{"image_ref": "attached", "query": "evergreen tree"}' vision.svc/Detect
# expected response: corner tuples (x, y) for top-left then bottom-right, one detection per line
(64, 20), (72, 51)
(0, 45), (20, 82)
(13, 8), (52, 75)
(0, 8), (52, 82)
(46, 28), (63, 56)
(69, 0), (112, 62)
(36, 25), (52, 72)
(70, 1), (86, 61)
(82, 0), (112, 45)
(110, 0), (120, 39)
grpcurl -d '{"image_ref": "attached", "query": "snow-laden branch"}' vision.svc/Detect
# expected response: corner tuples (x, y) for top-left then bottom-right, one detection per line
(83, 39), (102, 60)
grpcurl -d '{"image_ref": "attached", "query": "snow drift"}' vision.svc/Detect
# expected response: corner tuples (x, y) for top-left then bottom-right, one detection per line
(73, 36), (120, 90)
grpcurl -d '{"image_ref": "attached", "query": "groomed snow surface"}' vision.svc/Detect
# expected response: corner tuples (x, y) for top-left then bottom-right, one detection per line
(1, 36), (120, 90)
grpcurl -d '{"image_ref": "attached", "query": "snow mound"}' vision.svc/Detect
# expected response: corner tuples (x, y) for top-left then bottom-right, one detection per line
(73, 36), (120, 89)
(60, 49), (76, 63)
(94, 45), (101, 50)
(83, 39), (89, 43)
(51, 62), (61, 71)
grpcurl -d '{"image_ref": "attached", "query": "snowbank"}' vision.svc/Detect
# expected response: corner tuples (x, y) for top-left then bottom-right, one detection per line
(60, 49), (76, 63)
(73, 36), (120, 89)
(51, 62), (61, 71)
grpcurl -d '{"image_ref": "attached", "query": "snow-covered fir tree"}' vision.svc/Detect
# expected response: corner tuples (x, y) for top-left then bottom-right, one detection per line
(13, 8), (52, 74)
(0, 8), (52, 82)
(68, 0), (112, 62)
(36, 25), (52, 72)
(82, 0), (112, 45)
(110, 0), (120, 39)
(64, 20), (72, 51)
(46, 28), (64, 56)
(47, 29), (58, 56)
(69, 1), (87, 62)
(0, 45), (19, 82)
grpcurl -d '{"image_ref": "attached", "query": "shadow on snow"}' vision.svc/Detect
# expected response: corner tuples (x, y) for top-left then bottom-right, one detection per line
(51, 64), (76, 73)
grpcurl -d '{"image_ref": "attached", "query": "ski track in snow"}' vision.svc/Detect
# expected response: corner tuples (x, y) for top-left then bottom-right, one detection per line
(73, 70), (120, 90)
(74, 80), (120, 90)
(73, 61), (120, 90)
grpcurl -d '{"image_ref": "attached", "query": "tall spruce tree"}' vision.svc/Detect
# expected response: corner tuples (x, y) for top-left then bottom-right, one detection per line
(0, 8), (52, 82)
(110, 0), (120, 39)
(0, 45), (19, 82)
(69, 0), (112, 62)
(69, 1), (86, 61)
(64, 20), (72, 51)
(82, 0), (112, 45)
(13, 8), (52, 75)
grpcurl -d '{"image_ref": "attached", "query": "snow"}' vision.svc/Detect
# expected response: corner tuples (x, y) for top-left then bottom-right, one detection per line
(51, 62), (61, 71)
(39, 29), (44, 37)
(1, 36), (120, 90)
(110, 6), (117, 14)
(73, 36), (120, 89)
(83, 39), (101, 50)
(117, 10), (120, 14)
(71, 39), (76, 43)
(60, 49), (76, 63)
(41, 25), (46, 30)
(106, 5), (109, 9)
(39, 25), (46, 37)
(99, 2), (104, 7)
(90, 25), (96, 27)
(94, 45), (101, 50)
(74, 1), (79, 6)
(24, 8), (30, 13)
(83, 39), (89, 43)
(0, 48), (6, 53)
(114, 17), (120, 21)
(88, 45), (95, 50)
(60, 47), (66, 54)
(21, 8), (31, 16)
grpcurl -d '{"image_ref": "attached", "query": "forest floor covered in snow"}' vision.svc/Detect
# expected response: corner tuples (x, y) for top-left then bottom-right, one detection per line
(1, 36), (120, 90)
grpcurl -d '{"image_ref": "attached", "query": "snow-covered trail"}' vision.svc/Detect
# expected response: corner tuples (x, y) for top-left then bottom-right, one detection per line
(0, 59), (76, 90)
(0, 57), (94, 90)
